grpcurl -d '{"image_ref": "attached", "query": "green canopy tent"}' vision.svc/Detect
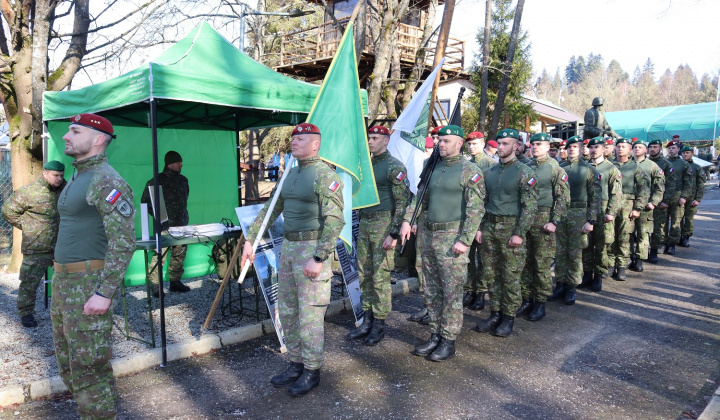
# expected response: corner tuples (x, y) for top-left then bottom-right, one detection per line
(606, 101), (720, 146)
(42, 21), (368, 363)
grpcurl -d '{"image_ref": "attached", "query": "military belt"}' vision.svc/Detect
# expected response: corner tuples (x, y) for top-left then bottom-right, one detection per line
(425, 220), (461, 231)
(537, 206), (552, 212)
(54, 260), (105, 274)
(359, 210), (391, 220)
(284, 230), (322, 242)
(485, 214), (518, 223)
(569, 202), (588, 208)
(622, 193), (636, 199)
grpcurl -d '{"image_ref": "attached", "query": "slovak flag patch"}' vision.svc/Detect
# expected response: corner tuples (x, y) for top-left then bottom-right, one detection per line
(660, 169), (664, 175)
(329, 181), (340, 192)
(396, 172), (406, 181)
(528, 178), (537, 186)
(105, 189), (122, 204)
(561, 173), (568, 182)
(597, 174), (602, 180)
(618, 173), (622, 179)
(471, 173), (482, 183)
(669, 167), (674, 173)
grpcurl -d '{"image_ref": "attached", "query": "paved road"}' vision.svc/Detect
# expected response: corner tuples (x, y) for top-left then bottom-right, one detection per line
(3, 188), (720, 419)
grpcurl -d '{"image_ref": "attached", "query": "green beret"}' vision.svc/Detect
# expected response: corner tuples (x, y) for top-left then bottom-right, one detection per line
(566, 135), (582, 146)
(530, 132), (551, 143)
(633, 139), (648, 148)
(587, 136), (606, 146)
(496, 128), (520, 140)
(438, 125), (465, 138)
(43, 160), (65, 172)
(681, 146), (694, 153)
(648, 139), (662, 146)
(615, 137), (631, 145)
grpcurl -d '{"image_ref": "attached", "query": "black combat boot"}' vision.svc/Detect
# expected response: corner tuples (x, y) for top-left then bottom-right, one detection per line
(152, 284), (160, 298)
(548, 282), (567, 301)
(270, 362), (304, 387)
(666, 244), (676, 255)
(288, 369), (320, 397)
(428, 337), (456, 361)
(578, 271), (593, 289)
(628, 256), (637, 271)
(493, 314), (515, 337)
(663, 243), (670, 254)
(474, 311), (501, 333)
(364, 319), (385, 346)
(470, 293), (486, 311)
(412, 333), (440, 356)
(462, 292), (475, 307)
(515, 298), (533, 317)
(590, 273), (603, 292)
(408, 307), (427, 322)
(527, 301), (546, 321)
(169, 280), (190, 293)
(616, 267), (627, 281)
(346, 311), (373, 339)
(679, 236), (690, 247)
(20, 314), (38, 328)
(648, 248), (659, 264)
(632, 259), (644, 272)
(564, 285), (577, 305)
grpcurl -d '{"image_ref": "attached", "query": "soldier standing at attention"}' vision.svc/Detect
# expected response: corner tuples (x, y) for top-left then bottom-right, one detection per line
(399, 125), (485, 361)
(241, 123), (343, 397)
(141, 150), (191, 296)
(549, 136), (601, 305)
(604, 138), (616, 162)
(648, 139), (676, 263)
(473, 128), (537, 337)
(609, 138), (650, 281)
(485, 139), (499, 162)
(53, 114), (136, 419)
(629, 139), (665, 272)
(515, 140), (532, 165)
(679, 146), (706, 247)
(516, 132), (568, 322)
(463, 131), (495, 311)
(347, 126), (410, 345)
(2, 160), (66, 327)
(664, 137), (694, 255)
(580, 137), (622, 291)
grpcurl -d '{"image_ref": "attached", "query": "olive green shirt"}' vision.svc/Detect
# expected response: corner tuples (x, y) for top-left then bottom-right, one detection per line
(649, 155), (676, 204)
(361, 151), (411, 237)
(483, 156), (539, 238)
(560, 157), (602, 221)
(613, 159), (651, 212)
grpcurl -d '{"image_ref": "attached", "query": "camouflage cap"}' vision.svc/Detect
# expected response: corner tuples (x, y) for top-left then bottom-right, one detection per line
(438, 125), (465, 138)
(681, 145), (694, 153)
(615, 137), (632, 145)
(43, 160), (65, 172)
(648, 139), (663, 146)
(587, 136), (606, 146)
(530, 132), (551, 143)
(565, 135), (583, 146)
(496, 128), (520, 140)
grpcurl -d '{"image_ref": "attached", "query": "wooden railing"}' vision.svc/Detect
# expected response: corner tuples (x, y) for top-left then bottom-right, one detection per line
(277, 19), (465, 72)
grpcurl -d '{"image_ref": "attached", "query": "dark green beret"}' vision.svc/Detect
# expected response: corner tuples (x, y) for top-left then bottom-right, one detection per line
(438, 125), (465, 138)
(587, 136), (606, 146)
(648, 139), (662, 146)
(616, 137), (632, 145)
(496, 128), (520, 140)
(681, 146), (694, 153)
(633, 139), (648, 148)
(530, 132), (551, 142)
(43, 160), (65, 172)
(566, 135), (582, 146)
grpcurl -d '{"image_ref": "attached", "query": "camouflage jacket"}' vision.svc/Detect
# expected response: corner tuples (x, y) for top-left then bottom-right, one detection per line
(667, 156), (694, 200)
(687, 161), (708, 201)
(248, 155), (344, 261)
(529, 156), (570, 225)
(560, 158), (603, 221)
(360, 151), (411, 237)
(483, 156), (538, 238)
(649, 155), (676, 204)
(2, 175), (66, 254)
(636, 158), (666, 208)
(471, 152), (497, 173)
(590, 158), (623, 217)
(141, 167), (190, 228)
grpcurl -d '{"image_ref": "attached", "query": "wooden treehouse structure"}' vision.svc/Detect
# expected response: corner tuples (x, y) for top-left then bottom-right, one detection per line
(274, 0), (466, 82)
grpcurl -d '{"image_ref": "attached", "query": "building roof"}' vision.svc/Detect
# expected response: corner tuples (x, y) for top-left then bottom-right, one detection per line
(521, 95), (582, 123)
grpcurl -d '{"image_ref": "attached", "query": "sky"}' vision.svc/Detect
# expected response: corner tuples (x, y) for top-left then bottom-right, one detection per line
(442, 0), (720, 80)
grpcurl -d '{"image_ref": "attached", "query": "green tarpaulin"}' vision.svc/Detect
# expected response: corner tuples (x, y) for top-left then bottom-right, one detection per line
(606, 102), (720, 144)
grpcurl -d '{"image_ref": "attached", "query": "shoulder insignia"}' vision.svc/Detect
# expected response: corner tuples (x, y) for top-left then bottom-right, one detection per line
(597, 174), (602, 180)
(116, 199), (133, 218)
(618, 173), (622, 179)
(528, 177), (537, 186)
(396, 172), (406, 181)
(659, 169), (664, 175)
(688, 168), (693, 174)
(329, 180), (340, 192)
(561, 173), (568, 182)
(106, 189), (122, 204)
(471, 173), (482, 183)
(669, 167), (674, 173)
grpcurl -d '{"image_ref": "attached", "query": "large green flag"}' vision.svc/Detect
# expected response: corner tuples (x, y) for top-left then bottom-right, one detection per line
(307, 22), (378, 246)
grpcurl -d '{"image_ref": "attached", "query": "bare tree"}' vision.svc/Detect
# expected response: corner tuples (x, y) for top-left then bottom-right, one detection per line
(477, 0), (492, 131)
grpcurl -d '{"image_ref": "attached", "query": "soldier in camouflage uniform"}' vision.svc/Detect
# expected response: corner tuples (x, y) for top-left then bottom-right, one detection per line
(580, 137), (622, 291)
(608, 138), (650, 281)
(463, 131), (495, 311)
(515, 140), (532, 165)
(516, 132), (569, 322)
(680, 146), (707, 247)
(664, 137), (694, 255)
(400, 125), (485, 361)
(52, 114), (136, 419)
(2, 160), (66, 327)
(242, 123), (344, 397)
(604, 138), (616, 162)
(648, 139), (677, 264)
(346, 126), (410, 346)
(141, 150), (190, 296)
(631, 140), (666, 272)
(549, 136), (602, 305)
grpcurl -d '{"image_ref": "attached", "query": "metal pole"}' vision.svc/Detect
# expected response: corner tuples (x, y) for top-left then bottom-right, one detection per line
(235, 114), (242, 207)
(150, 98), (167, 366)
(426, 0), (456, 132)
(239, 4), (246, 50)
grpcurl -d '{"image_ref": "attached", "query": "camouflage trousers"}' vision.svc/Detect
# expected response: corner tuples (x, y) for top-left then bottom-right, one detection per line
(421, 226), (468, 340)
(665, 196), (685, 245)
(17, 253), (53, 317)
(681, 202), (699, 238)
(582, 202), (614, 274)
(357, 217), (394, 319)
(651, 204), (670, 249)
(51, 269), (116, 420)
(482, 217), (526, 315)
(555, 207), (589, 286)
(633, 209), (653, 260)
(464, 240), (487, 294)
(278, 238), (331, 370)
(147, 244), (187, 285)
(609, 199), (635, 267)
(414, 215), (426, 306)
(521, 210), (555, 302)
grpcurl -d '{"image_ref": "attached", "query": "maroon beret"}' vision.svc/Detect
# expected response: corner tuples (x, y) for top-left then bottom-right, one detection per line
(605, 138), (614, 145)
(466, 131), (485, 140)
(487, 140), (498, 148)
(672, 134), (680, 139)
(292, 123), (320, 135)
(430, 126), (444, 135)
(368, 125), (390, 136)
(666, 139), (681, 148)
(70, 113), (115, 138)
(425, 136), (434, 148)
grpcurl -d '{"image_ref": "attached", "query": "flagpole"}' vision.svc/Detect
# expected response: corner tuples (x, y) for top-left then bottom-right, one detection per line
(426, 0), (456, 131)
(237, 156), (295, 285)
